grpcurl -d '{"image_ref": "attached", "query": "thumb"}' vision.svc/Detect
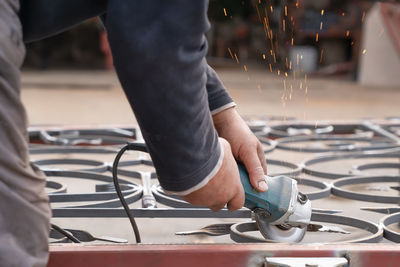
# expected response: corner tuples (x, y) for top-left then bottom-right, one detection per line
(239, 148), (268, 192)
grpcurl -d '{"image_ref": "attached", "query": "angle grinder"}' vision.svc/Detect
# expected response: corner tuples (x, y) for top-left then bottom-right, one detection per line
(238, 163), (312, 242)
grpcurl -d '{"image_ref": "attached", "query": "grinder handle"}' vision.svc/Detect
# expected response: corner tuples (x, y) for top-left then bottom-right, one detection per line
(237, 163), (293, 221)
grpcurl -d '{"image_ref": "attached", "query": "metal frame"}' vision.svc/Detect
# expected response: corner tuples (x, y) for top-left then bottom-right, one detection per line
(380, 212), (400, 243)
(230, 213), (383, 244)
(277, 135), (398, 153)
(47, 243), (400, 267)
(268, 123), (334, 138)
(302, 149), (400, 179)
(331, 175), (400, 203)
(33, 158), (108, 173)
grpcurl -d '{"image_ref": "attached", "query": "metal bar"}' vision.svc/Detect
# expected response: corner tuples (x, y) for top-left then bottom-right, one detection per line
(47, 243), (400, 267)
(52, 208), (252, 218)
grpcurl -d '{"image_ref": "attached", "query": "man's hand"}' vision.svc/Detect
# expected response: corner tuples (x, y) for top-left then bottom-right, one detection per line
(181, 138), (245, 211)
(213, 107), (268, 192)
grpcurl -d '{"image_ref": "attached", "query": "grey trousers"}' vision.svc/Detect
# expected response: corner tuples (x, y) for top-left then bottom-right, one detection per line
(0, 1), (51, 266)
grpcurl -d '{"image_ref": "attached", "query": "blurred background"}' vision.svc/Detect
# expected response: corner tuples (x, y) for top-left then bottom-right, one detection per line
(21, 0), (400, 125)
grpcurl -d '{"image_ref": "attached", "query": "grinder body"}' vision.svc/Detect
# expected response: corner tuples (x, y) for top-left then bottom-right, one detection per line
(237, 163), (311, 229)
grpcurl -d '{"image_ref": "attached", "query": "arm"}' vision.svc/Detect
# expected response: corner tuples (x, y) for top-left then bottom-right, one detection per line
(205, 65), (268, 192)
(104, 0), (244, 208)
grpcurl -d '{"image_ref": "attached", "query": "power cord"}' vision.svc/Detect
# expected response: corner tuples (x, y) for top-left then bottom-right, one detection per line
(51, 223), (81, 243)
(112, 143), (148, 243)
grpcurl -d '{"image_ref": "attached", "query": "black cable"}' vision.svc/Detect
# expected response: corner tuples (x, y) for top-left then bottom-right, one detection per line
(51, 223), (81, 243)
(112, 143), (147, 243)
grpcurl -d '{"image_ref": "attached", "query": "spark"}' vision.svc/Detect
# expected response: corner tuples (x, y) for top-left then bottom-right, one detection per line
(283, 19), (286, 32)
(341, 12), (345, 16)
(289, 60), (292, 70)
(269, 63), (273, 72)
(321, 9), (324, 16)
(285, 6), (287, 16)
(315, 33), (319, 42)
(223, 8), (227, 16)
(362, 49), (367, 55)
(346, 30), (350, 37)
(234, 53), (239, 64)
(296, 1), (299, 8)
(277, 69), (281, 76)
(244, 65), (248, 72)
(227, 47), (234, 59)
(262, 54), (266, 59)
(270, 5), (273, 12)
(379, 28), (384, 37)
(285, 72), (288, 77)
(296, 54), (299, 65)
(320, 22), (323, 30)
(291, 37), (294, 46)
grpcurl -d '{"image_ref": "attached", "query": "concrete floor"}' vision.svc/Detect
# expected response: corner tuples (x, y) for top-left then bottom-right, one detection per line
(21, 67), (400, 126)
(21, 68), (400, 244)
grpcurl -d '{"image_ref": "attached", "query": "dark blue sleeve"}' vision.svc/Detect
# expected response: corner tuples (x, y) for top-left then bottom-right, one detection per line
(104, 0), (222, 193)
(20, 0), (108, 43)
(205, 64), (235, 114)
(20, 0), (234, 117)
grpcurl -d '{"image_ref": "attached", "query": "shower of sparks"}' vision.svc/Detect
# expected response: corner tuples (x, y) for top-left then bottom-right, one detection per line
(223, 8), (227, 16)
(234, 53), (239, 64)
(227, 47), (234, 59)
